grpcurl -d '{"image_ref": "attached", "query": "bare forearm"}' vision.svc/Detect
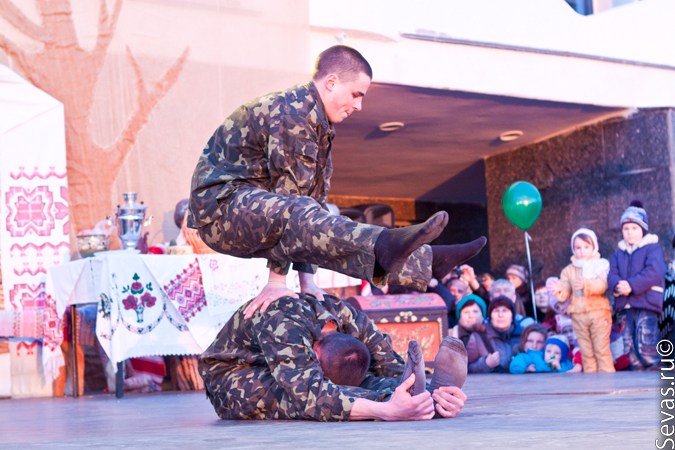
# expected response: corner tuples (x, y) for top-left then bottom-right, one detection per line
(349, 398), (392, 421)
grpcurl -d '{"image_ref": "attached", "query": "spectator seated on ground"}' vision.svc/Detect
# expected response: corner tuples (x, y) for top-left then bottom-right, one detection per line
(466, 296), (515, 373)
(450, 294), (487, 348)
(512, 323), (548, 356)
(542, 335), (574, 373)
(509, 334), (573, 374)
(490, 279), (535, 347)
(509, 324), (548, 374)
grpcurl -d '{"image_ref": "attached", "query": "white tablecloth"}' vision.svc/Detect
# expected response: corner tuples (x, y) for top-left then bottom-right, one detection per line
(43, 252), (360, 378)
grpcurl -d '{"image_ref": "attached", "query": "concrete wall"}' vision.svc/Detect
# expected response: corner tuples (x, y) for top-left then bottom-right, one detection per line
(485, 108), (674, 285)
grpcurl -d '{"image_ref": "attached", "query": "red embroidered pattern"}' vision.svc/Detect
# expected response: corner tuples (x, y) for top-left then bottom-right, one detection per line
(9, 242), (70, 276)
(9, 166), (67, 180)
(5, 186), (55, 237)
(163, 260), (206, 323)
(8, 283), (46, 310)
(42, 294), (63, 351)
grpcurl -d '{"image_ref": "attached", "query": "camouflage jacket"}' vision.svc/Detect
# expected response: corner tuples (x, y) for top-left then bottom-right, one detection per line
(188, 82), (335, 229)
(200, 294), (405, 421)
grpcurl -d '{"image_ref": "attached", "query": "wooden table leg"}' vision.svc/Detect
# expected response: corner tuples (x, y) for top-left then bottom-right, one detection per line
(70, 305), (79, 398)
(116, 361), (124, 398)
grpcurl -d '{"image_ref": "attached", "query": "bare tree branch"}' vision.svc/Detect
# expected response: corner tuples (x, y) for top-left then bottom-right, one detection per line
(111, 46), (190, 165)
(125, 45), (148, 99)
(0, 32), (33, 75)
(0, 0), (48, 42)
(94, 0), (122, 56)
(36, 0), (79, 49)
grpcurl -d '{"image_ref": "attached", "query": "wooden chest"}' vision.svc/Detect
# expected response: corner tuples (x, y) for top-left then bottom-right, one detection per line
(346, 293), (448, 367)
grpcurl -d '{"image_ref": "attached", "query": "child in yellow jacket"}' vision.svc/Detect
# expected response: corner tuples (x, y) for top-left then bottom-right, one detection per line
(553, 228), (615, 372)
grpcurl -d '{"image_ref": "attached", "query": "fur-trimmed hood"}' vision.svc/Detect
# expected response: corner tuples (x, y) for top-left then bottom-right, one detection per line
(618, 233), (659, 254)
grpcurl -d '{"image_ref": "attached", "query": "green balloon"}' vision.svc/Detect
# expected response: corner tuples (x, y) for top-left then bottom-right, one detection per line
(502, 181), (542, 231)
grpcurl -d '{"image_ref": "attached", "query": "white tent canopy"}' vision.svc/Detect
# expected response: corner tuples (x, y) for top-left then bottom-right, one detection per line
(0, 64), (70, 397)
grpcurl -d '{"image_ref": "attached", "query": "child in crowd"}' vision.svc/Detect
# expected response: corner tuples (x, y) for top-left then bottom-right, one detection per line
(541, 277), (567, 331)
(553, 228), (615, 373)
(510, 333), (573, 374)
(542, 335), (574, 373)
(505, 264), (533, 317)
(513, 323), (548, 355)
(608, 201), (667, 370)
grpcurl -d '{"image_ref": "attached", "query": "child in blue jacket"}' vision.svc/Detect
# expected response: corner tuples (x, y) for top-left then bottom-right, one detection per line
(510, 335), (573, 374)
(608, 201), (666, 370)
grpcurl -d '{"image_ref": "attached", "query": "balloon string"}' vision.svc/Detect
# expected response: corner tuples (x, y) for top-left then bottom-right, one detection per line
(524, 231), (537, 322)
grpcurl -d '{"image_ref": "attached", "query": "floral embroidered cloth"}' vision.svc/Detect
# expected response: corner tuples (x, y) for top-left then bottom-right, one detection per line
(44, 252), (361, 379)
(44, 253), (272, 377)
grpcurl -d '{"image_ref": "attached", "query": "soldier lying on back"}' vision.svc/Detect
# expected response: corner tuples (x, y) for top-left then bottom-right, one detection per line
(200, 294), (468, 421)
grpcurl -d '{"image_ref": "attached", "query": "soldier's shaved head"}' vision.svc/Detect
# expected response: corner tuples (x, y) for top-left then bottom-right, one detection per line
(314, 332), (371, 387)
(312, 45), (372, 82)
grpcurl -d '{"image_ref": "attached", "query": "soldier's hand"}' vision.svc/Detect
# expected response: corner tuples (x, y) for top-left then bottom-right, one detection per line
(298, 272), (327, 301)
(243, 272), (298, 319)
(383, 374), (435, 421)
(432, 386), (467, 418)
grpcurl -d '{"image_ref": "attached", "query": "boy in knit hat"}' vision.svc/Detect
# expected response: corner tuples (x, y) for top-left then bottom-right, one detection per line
(608, 201), (666, 370)
(542, 335), (574, 372)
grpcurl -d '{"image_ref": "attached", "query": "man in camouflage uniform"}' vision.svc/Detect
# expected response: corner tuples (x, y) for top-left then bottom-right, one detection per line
(200, 293), (467, 421)
(189, 45), (486, 315)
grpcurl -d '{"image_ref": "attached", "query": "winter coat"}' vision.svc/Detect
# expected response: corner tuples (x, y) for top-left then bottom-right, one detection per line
(466, 323), (513, 373)
(509, 349), (574, 374)
(558, 254), (611, 315)
(608, 233), (666, 314)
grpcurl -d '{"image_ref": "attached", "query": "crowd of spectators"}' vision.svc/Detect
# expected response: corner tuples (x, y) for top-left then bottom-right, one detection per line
(424, 201), (668, 374)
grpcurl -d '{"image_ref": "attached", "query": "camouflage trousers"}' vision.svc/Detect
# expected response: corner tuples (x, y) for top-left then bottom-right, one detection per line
(201, 360), (397, 421)
(198, 187), (432, 291)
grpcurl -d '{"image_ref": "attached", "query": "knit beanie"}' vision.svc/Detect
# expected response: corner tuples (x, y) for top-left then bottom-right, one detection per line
(620, 200), (648, 232)
(455, 294), (487, 321)
(505, 264), (528, 284)
(570, 227), (598, 254)
(545, 335), (570, 363)
(488, 295), (515, 318)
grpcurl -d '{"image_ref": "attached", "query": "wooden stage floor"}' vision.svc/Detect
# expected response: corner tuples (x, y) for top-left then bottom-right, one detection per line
(0, 371), (660, 449)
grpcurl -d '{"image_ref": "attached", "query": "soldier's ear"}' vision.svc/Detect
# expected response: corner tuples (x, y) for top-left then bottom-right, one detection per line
(323, 73), (339, 91)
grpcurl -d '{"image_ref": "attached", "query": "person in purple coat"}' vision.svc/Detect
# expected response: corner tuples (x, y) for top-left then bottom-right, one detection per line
(608, 201), (667, 370)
